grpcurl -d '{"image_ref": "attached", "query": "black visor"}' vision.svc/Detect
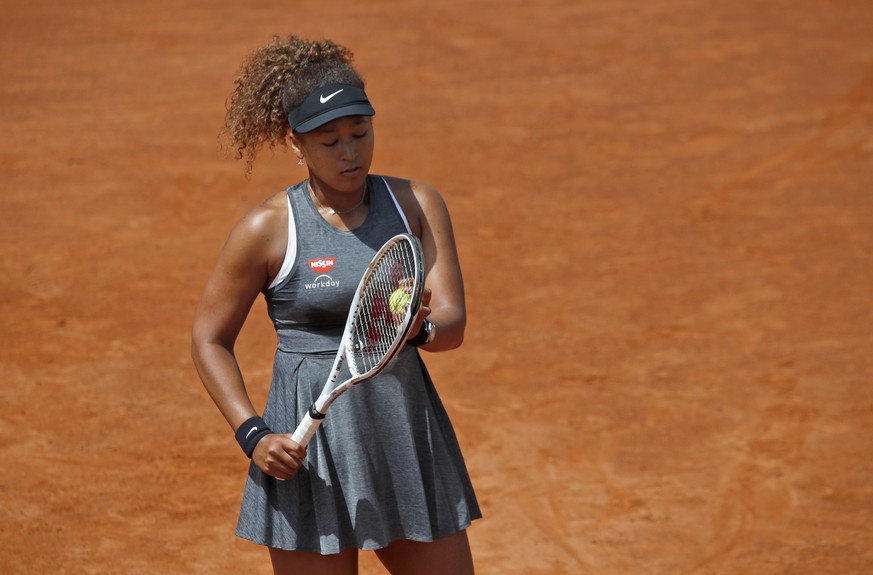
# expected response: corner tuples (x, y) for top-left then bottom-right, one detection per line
(287, 83), (375, 133)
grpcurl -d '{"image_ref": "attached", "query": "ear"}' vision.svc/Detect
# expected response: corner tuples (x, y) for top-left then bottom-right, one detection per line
(289, 132), (304, 160)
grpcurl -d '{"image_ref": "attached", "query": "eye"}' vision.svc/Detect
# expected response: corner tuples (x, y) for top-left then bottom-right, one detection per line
(321, 140), (339, 147)
(353, 130), (369, 139)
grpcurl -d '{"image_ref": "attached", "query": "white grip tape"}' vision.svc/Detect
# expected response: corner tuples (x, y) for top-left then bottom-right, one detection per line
(291, 412), (323, 448)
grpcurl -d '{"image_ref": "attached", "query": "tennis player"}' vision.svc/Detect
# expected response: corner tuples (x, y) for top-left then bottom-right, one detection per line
(191, 35), (480, 575)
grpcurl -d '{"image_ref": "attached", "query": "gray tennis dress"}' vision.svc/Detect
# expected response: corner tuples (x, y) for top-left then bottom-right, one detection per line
(235, 176), (481, 554)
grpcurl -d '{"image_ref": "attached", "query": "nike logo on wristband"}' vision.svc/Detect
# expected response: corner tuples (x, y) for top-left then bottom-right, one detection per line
(245, 426), (258, 439)
(320, 88), (344, 103)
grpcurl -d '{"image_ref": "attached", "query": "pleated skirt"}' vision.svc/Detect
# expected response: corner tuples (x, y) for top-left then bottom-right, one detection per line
(235, 346), (481, 554)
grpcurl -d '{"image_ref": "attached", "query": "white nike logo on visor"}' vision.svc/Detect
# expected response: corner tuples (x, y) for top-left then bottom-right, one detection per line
(320, 88), (344, 104)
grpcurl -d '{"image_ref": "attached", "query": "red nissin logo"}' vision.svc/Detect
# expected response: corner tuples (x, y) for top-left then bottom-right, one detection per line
(308, 257), (336, 273)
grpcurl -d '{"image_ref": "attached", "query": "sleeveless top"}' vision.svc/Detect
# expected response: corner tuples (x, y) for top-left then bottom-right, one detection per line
(265, 175), (411, 352)
(235, 175), (481, 554)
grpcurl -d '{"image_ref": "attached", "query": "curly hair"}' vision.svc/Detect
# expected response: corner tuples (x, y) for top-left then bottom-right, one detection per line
(222, 35), (365, 174)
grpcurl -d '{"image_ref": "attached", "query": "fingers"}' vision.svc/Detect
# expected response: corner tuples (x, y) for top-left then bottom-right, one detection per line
(407, 289), (433, 342)
(252, 434), (308, 481)
(397, 280), (431, 307)
(417, 288), (432, 322)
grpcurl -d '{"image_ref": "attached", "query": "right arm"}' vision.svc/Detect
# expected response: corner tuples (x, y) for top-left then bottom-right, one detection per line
(191, 197), (306, 480)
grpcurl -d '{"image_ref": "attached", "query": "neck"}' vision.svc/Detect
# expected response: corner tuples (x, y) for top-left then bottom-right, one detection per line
(308, 180), (368, 216)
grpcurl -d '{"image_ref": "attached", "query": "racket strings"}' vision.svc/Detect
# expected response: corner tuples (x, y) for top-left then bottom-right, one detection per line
(348, 241), (419, 375)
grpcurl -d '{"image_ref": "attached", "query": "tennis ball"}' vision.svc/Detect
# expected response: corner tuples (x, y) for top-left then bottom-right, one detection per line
(389, 288), (412, 315)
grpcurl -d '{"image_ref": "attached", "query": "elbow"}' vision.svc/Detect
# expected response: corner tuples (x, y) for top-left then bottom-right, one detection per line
(443, 316), (466, 351)
(190, 325), (221, 368)
(190, 322), (206, 362)
(425, 307), (465, 351)
(191, 334), (207, 371)
(191, 326), (235, 365)
(448, 335), (464, 351)
(190, 336), (201, 363)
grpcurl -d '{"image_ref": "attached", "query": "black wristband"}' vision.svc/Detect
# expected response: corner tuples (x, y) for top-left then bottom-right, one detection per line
(234, 416), (272, 458)
(407, 318), (433, 348)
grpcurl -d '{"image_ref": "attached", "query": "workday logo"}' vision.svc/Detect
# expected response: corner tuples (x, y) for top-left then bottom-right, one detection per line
(306, 257), (340, 290)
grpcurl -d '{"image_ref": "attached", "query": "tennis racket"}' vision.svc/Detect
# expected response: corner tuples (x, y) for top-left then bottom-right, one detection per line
(290, 233), (425, 448)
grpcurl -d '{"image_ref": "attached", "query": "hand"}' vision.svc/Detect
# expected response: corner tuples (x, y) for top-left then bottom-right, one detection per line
(408, 288), (432, 341)
(251, 433), (307, 481)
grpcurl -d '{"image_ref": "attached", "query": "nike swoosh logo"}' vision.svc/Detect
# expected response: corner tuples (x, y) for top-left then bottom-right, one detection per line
(320, 88), (344, 104)
(245, 426), (258, 439)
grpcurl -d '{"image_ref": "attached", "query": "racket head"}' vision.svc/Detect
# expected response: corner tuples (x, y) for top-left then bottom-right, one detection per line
(344, 233), (425, 379)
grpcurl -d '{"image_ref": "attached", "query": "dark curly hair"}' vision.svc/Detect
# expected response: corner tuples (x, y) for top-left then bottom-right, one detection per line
(222, 35), (365, 174)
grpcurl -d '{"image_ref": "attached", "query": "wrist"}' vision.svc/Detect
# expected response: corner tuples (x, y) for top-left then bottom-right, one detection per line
(408, 318), (436, 347)
(234, 415), (272, 458)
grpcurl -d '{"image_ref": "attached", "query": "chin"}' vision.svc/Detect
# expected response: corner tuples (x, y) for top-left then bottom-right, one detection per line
(338, 169), (368, 187)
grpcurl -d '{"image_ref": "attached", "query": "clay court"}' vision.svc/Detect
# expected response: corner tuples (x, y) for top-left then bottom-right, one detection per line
(2, 1), (872, 573)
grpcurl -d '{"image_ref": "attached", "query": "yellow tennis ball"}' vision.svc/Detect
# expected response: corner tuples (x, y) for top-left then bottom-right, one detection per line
(389, 288), (412, 315)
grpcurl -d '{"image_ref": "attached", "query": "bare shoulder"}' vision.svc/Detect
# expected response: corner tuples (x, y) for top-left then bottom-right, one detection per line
(381, 176), (449, 236)
(219, 190), (288, 285)
(229, 190), (288, 245)
(382, 176), (443, 203)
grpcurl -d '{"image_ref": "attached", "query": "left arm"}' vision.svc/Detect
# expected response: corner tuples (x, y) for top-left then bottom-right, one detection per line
(408, 180), (466, 352)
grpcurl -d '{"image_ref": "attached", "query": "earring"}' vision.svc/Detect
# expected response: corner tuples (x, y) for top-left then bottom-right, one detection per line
(298, 159), (305, 166)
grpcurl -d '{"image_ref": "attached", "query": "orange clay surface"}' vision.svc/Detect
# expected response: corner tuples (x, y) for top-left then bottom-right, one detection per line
(2, 2), (873, 574)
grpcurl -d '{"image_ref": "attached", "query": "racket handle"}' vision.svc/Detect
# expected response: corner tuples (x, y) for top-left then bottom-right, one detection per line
(290, 411), (324, 448)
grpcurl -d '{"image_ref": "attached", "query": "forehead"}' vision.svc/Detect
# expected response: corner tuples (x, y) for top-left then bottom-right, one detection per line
(312, 115), (371, 133)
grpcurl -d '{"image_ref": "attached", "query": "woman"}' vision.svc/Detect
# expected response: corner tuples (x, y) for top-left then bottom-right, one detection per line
(191, 35), (480, 575)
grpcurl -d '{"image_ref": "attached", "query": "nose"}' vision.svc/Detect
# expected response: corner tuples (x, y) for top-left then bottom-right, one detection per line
(339, 137), (359, 161)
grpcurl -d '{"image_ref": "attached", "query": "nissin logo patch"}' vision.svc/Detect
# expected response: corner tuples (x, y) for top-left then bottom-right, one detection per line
(308, 257), (336, 273)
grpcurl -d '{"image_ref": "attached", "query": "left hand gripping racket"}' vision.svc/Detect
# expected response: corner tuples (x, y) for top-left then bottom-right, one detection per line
(290, 233), (425, 449)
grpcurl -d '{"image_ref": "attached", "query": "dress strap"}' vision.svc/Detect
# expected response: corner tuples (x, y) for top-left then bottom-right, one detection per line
(381, 177), (412, 234)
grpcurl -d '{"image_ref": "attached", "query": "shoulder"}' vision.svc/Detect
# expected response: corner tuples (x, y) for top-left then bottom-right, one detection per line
(231, 190), (288, 242)
(380, 176), (450, 234)
(381, 176), (442, 203)
(222, 190), (289, 274)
